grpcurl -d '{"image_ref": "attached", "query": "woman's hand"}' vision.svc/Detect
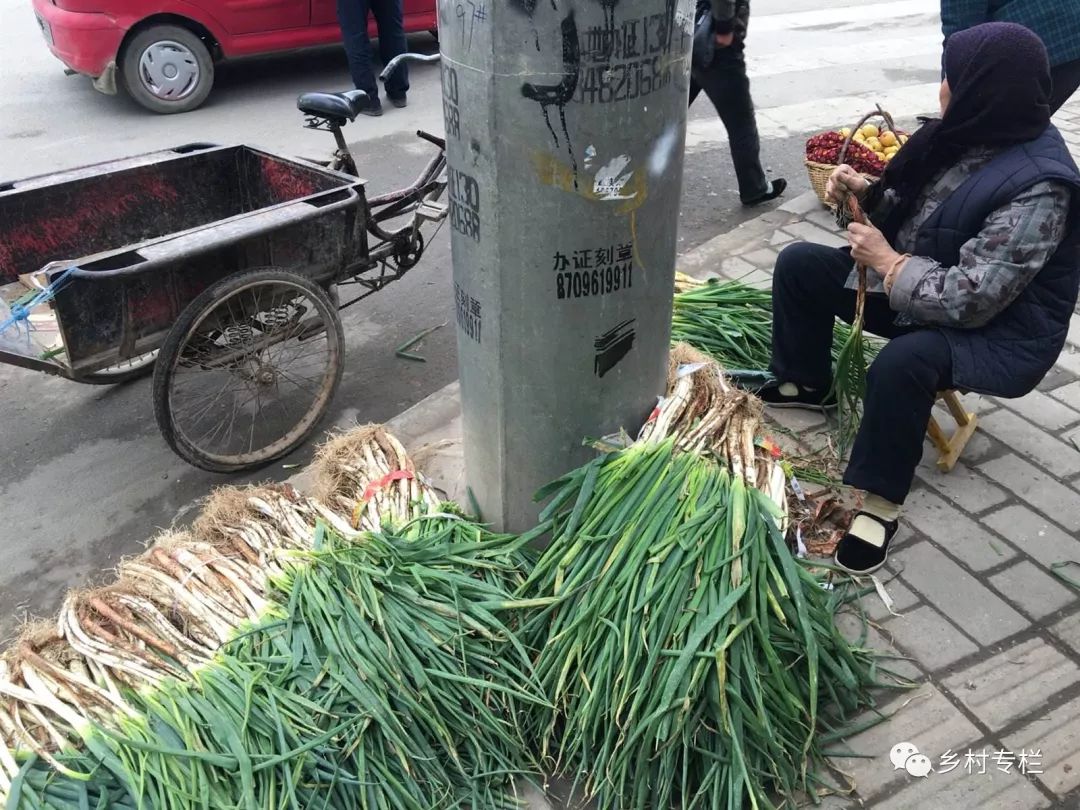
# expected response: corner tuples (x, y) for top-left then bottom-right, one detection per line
(714, 31), (735, 47)
(825, 164), (869, 206)
(847, 221), (900, 273)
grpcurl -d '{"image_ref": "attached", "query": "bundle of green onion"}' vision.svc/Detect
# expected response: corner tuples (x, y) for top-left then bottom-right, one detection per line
(671, 277), (879, 450)
(520, 346), (897, 808)
(671, 278), (777, 372)
(1, 389), (901, 810)
(0, 431), (544, 810)
(671, 276), (880, 376)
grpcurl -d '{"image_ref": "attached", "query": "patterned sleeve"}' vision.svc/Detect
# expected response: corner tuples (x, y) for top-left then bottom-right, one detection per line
(888, 181), (1072, 329)
(940, 0), (991, 40)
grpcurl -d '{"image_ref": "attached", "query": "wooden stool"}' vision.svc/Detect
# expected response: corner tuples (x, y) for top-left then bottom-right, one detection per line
(926, 391), (978, 473)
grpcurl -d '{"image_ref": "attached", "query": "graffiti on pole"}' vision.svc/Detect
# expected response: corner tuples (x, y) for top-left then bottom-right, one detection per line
(448, 166), (481, 241)
(516, 0), (683, 187)
(441, 63), (460, 140)
(455, 0), (487, 51)
(577, 0), (678, 104)
(594, 319), (636, 377)
(454, 282), (483, 344)
(521, 11), (581, 185)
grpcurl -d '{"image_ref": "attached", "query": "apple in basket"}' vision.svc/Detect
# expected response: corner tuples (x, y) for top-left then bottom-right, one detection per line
(806, 126), (908, 176)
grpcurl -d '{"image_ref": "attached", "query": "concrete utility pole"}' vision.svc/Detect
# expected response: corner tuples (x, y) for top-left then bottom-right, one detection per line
(441, 0), (694, 532)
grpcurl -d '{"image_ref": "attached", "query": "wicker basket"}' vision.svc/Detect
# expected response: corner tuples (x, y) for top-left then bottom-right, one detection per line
(806, 107), (897, 207)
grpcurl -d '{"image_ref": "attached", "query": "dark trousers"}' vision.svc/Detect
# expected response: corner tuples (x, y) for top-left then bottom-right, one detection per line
(336, 0), (409, 100)
(689, 44), (769, 203)
(770, 242), (955, 504)
(1051, 58), (1080, 114)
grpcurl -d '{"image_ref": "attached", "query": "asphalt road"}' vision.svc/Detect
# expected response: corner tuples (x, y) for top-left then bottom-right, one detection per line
(0, 0), (937, 639)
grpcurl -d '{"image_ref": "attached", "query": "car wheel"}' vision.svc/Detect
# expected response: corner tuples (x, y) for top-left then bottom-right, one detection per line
(121, 24), (214, 114)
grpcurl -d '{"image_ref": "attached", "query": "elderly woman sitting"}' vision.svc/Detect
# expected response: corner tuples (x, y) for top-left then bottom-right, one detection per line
(760, 22), (1080, 575)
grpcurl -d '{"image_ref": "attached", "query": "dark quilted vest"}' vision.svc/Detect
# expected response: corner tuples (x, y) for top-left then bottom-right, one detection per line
(911, 126), (1080, 398)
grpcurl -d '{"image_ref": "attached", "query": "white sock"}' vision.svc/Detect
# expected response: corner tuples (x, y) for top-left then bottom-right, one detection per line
(777, 382), (818, 397)
(863, 494), (901, 521)
(850, 494), (901, 548)
(849, 515), (887, 548)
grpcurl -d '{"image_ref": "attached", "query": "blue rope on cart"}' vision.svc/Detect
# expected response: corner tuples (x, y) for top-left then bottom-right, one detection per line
(0, 267), (76, 344)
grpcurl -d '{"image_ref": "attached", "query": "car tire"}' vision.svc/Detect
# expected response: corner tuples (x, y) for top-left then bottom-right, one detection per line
(121, 24), (214, 114)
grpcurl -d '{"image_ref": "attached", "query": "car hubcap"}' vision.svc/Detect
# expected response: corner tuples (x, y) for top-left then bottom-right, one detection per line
(139, 41), (199, 101)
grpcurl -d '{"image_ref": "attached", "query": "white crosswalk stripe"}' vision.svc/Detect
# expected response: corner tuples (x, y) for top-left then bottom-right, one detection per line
(745, 35), (940, 79)
(687, 83), (940, 149)
(752, 0), (939, 33)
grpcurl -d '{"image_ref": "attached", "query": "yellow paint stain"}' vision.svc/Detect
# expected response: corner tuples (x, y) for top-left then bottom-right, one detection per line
(532, 150), (651, 272)
(531, 151), (648, 215)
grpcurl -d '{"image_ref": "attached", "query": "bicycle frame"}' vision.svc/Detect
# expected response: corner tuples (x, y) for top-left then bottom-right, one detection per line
(298, 51), (448, 310)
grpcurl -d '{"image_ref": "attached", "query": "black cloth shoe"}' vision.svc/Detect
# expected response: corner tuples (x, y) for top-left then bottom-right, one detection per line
(389, 95), (407, 108)
(361, 99), (384, 117)
(757, 380), (836, 411)
(742, 178), (787, 206)
(834, 512), (899, 575)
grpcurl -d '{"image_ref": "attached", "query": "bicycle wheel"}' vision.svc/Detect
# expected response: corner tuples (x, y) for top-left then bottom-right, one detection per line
(153, 268), (344, 473)
(74, 351), (158, 385)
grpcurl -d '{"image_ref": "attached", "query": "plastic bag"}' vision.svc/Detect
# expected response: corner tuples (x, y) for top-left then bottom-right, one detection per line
(0, 298), (51, 359)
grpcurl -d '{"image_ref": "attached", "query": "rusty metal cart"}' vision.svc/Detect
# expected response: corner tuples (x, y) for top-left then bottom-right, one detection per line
(0, 58), (447, 472)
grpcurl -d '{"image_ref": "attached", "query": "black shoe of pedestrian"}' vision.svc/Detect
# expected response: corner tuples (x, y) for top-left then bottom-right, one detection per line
(389, 95), (407, 108)
(742, 178), (787, 206)
(834, 513), (900, 575)
(757, 380), (836, 411)
(361, 99), (384, 117)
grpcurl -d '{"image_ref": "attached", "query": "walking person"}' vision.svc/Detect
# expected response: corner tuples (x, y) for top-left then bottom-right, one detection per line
(759, 23), (1080, 575)
(690, 0), (786, 206)
(337, 0), (409, 116)
(941, 0), (1080, 112)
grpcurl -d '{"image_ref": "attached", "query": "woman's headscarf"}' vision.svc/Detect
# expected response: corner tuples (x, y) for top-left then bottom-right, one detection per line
(866, 22), (1052, 236)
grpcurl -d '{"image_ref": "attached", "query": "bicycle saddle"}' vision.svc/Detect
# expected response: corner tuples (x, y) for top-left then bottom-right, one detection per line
(296, 90), (369, 124)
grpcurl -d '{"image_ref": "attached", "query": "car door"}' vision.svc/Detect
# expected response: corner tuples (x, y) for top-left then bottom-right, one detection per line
(402, 0), (436, 30)
(212, 0), (311, 35)
(310, 0), (435, 35)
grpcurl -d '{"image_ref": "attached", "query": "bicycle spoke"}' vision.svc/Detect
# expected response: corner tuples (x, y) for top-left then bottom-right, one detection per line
(167, 278), (339, 466)
(275, 368), (323, 399)
(248, 382), (262, 455)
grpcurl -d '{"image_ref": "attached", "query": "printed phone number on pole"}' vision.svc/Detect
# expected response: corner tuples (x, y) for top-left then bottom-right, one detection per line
(577, 57), (673, 105)
(557, 266), (633, 299)
(553, 245), (634, 300)
(575, 12), (679, 105)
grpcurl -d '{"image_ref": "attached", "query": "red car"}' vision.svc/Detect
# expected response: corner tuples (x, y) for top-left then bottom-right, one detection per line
(31, 0), (437, 114)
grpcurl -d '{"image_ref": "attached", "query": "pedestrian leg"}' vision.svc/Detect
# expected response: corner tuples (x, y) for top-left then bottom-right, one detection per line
(371, 0), (409, 101)
(691, 44), (770, 203)
(689, 77), (702, 107)
(337, 0), (377, 99)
